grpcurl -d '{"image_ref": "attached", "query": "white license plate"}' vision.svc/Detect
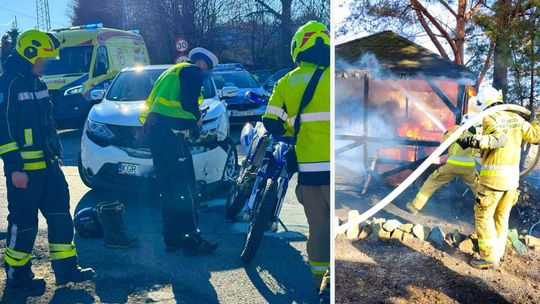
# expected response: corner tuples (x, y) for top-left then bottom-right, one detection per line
(229, 110), (258, 117)
(118, 163), (139, 176)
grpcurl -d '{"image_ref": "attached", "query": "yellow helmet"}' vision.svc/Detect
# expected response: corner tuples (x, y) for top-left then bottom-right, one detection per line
(476, 85), (503, 111)
(15, 29), (60, 65)
(290, 21), (330, 64)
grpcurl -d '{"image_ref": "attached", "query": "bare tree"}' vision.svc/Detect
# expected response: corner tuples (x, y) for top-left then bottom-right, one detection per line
(68, 0), (328, 68)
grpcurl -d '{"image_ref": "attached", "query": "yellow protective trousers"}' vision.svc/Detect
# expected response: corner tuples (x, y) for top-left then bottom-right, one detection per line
(411, 163), (477, 211)
(474, 184), (519, 262)
(295, 184), (330, 289)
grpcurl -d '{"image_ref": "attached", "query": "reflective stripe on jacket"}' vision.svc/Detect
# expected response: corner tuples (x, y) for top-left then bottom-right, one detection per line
(139, 62), (203, 125)
(478, 111), (540, 190)
(0, 53), (62, 174)
(444, 125), (476, 167)
(262, 62), (330, 185)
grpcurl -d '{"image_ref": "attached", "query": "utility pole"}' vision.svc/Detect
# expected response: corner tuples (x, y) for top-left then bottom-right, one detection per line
(36, 0), (51, 31)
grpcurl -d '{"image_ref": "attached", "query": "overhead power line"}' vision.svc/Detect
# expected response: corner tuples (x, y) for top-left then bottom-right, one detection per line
(0, 16), (15, 27)
(0, 5), (35, 21)
(0, 5), (64, 28)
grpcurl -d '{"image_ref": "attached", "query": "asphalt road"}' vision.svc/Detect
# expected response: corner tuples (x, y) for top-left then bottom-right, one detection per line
(0, 126), (317, 303)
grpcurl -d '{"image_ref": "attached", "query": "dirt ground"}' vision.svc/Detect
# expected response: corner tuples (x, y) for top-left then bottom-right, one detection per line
(335, 168), (540, 304)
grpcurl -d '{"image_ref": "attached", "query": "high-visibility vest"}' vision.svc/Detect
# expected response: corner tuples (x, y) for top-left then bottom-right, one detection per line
(478, 111), (540, 190)
(445, 125), (476, 167)
(139, 62), (202, 124)
(263, 62), (330, 185)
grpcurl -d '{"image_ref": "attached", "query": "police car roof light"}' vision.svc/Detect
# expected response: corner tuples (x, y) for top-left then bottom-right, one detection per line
(53, 23), (103, 32)
(85, 23), (104, 30)
(215, 63), (243, 70)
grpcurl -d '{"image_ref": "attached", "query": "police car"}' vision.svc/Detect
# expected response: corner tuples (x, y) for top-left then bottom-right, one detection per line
(212, 63), (269, 124)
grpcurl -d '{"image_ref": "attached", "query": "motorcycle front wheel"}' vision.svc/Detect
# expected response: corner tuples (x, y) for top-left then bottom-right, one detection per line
(225, 173), (254, 220)
(240, 179), (278, 264)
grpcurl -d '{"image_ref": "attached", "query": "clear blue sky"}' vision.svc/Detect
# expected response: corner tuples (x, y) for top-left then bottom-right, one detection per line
(0, 0), (71, 32)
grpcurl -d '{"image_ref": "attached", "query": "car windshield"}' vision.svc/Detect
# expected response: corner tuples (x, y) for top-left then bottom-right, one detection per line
(45, 46), (94, 75)
(213, 70), (260, 89)
(267, 69), (291, 84)
(106, 69), (216, 102)
(252, 70), (273, 84)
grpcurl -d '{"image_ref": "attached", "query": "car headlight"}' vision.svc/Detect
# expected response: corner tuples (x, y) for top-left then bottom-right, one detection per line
(64, 85), (83, 96)
(86, 120), (116, 140)
(199, 117), (220, 139)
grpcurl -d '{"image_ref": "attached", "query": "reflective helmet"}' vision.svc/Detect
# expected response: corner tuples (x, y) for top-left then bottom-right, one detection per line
(74, 207), (103, 238)
(476, 85), (503, 111)
(240, 123), (255, 155)
(15, 29), (60, 65)
(290, 21), (330, 65)
(188, 47), (219, 70)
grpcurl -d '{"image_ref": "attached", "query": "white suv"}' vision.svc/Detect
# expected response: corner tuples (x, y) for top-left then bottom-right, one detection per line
(78, 65), (239, 192)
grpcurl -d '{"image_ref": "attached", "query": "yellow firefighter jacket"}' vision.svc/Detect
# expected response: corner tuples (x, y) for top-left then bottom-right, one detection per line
(445, 125), (476, 167)
(477, 111), (540, 190)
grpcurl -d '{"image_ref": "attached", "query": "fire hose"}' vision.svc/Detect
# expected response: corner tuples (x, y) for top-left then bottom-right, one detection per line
(520, 143), (540, 177)
(336, 104), (538, 236)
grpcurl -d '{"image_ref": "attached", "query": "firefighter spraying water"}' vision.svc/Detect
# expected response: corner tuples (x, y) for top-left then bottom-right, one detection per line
(337, 95), (540, 250)
(406, 113), (478, 214)
(456, 86), (540, 269)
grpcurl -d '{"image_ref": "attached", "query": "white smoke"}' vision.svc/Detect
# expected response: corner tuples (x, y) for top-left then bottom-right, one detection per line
(335, 52), (464, 181)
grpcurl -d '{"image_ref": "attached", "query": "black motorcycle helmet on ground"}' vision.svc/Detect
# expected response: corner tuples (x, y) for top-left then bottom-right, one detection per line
(74, 207), (103, 238)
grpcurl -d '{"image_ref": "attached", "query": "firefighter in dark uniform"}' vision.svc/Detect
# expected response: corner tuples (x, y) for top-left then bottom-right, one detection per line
(139, 48), (218, 255)
(0, 29), (95, 288)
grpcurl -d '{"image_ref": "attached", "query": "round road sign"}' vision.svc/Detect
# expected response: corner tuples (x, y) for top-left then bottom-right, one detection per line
(175, 38), (189, 53)
(175, 55), (189, 63)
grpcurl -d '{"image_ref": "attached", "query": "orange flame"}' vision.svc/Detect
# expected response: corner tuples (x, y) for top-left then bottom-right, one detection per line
(397, 122), (441, 141)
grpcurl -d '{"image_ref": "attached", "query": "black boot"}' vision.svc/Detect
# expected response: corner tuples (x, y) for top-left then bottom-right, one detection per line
(52, 257), (95, 285)
(183, 234), (218, 256)
(162, 210), (184, 253)
(470, 257), (498, 270)
(4, 263), (46, 290)
(97, 201), (138, 248)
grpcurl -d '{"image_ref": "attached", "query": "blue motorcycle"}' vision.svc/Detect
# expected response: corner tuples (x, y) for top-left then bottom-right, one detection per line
(225, 91), (274, 220)
(224, 92), (294, 263)
(225, 114), (271, 219)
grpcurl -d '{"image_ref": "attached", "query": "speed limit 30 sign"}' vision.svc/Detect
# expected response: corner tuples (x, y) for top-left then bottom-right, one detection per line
(175, 38), (189, 53)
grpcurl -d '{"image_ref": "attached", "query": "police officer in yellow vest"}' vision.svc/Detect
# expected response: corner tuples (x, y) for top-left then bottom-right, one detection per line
(140, 48), (218, 255)
(457, 85), (540, 269)
(262, 21), (330, 299)
(0, 30), (95, 288)
(406, 114), (478, 214)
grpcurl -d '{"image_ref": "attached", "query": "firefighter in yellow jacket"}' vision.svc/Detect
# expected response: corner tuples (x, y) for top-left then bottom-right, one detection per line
(457, 85), (540, 269)
(262, 21), (330, 301)
(406, 114), (478, 214)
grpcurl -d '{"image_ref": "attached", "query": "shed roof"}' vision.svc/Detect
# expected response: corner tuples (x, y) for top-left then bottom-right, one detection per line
(336, 31), (476, 80)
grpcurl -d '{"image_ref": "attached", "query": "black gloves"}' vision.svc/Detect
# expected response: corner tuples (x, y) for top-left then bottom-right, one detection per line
(457, 136), (479, 149)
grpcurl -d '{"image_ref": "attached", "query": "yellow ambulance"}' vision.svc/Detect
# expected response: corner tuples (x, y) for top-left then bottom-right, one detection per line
(43, 23), (150, 128)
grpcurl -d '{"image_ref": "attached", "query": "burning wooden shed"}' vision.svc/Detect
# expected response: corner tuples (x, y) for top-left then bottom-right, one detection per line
(335, 31), (477, 185)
